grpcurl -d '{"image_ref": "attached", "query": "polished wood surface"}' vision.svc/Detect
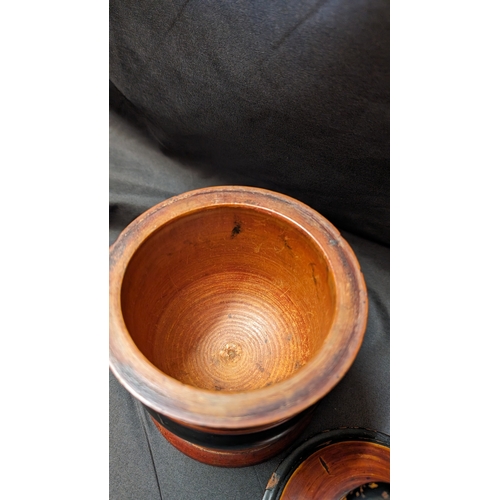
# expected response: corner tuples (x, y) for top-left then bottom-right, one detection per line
(280, 441), (390, 500)
(121, 206), (334, 392)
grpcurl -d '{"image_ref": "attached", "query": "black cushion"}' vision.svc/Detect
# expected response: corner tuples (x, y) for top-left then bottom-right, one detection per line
(110, 0), (389, 245)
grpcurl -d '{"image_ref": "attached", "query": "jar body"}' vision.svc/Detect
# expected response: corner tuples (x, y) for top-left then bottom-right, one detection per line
(109, 186), (368, 467)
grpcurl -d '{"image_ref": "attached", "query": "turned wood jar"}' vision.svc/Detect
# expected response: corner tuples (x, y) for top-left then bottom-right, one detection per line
(109, 186), (368, 467)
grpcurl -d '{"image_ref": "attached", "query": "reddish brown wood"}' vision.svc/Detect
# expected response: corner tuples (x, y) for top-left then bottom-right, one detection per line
(150, 412), (313, 467)
(280, 441), (390, 500)
(109, 186), (368, 465)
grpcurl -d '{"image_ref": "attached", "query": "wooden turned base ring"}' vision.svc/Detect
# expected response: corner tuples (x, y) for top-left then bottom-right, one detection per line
(150, 411), (314, 467)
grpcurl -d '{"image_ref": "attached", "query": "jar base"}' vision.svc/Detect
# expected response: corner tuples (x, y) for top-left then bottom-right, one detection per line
(150, 412), (313, 467)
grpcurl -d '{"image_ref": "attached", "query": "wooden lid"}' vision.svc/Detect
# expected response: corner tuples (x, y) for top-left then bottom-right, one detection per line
(263, 428), (390, 500)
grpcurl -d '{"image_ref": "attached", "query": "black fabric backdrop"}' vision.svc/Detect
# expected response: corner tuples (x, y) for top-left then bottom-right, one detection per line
(110, 0), (389, 247)
(110, 1), (389, 497)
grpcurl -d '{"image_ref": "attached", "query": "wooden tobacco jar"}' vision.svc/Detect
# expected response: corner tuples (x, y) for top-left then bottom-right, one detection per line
(109, 186), (368, 466)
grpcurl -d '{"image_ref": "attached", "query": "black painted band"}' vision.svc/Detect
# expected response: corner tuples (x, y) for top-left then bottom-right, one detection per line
(144, 404), (316, 451)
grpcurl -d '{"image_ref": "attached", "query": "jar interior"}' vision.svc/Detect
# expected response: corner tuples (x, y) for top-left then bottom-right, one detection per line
(121, 206), (335, 392)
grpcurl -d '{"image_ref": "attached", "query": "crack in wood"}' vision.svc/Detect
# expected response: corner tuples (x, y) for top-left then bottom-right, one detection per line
(319, 456), (331, 474)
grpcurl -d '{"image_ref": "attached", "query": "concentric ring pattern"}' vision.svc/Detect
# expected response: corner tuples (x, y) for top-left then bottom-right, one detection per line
(121, 206), (335, 393)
